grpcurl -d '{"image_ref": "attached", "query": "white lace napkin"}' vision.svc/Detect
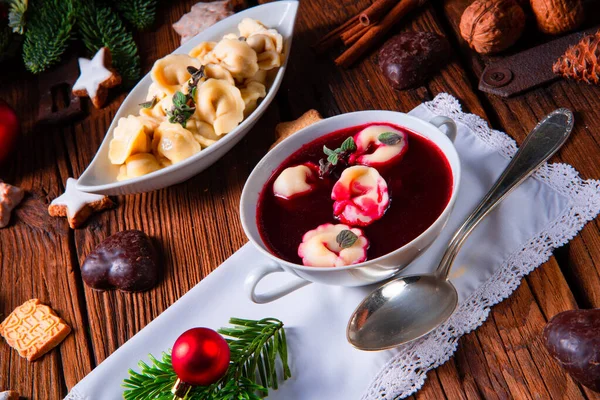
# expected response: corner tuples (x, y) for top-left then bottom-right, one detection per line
(65, 93), (600, 400)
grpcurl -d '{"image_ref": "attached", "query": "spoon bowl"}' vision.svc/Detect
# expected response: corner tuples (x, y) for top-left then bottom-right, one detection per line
(347, 275), (458, 350)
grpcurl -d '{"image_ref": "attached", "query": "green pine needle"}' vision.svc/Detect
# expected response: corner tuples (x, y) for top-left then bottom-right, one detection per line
(123, 318), (291, 400)
(112, 0), (158, 30)
(8, 0), (28, 34)
(22, 0), (76, 74)
(77, 1), (141, 86)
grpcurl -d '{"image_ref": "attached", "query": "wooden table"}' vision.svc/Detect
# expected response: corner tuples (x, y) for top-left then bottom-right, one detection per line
(1, 0), (600, 398)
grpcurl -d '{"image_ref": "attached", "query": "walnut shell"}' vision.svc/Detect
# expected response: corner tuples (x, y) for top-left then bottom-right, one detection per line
(460, 0), (526, 55)
(529, 0), (584, 35)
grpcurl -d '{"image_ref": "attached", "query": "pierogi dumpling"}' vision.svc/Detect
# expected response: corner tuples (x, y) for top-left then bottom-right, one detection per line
(298, 223), (369, 267)
(331, 166), (390, 226)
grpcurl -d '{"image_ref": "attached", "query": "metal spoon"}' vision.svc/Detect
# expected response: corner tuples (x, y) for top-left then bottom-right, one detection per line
(347, 108), (574, 351)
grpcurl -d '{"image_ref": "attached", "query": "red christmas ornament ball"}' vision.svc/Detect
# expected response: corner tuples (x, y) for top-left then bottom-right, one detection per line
(171, 327), (230, 386)
(0, 100), (19, 165)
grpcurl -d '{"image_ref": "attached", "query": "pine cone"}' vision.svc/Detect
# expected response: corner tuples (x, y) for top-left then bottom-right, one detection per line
(553, 30), (600, 85)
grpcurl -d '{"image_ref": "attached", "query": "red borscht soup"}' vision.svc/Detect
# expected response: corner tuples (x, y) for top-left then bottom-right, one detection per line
(256, 122), (453, 267)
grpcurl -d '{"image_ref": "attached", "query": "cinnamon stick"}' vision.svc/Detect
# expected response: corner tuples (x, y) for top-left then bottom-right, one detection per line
(343, 25), (369, 46)
(313, 15), (359, 54)
(359, 0), (402, 26)
(335, 0), (427, 68)
(340, 21), (366, 42)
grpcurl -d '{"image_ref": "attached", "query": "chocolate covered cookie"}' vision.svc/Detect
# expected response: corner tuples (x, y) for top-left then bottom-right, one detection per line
(378, 31), (451, 90)
(82, 230), (160, 292)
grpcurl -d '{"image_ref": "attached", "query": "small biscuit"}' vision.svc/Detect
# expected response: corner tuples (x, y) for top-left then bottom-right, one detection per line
(0, 299), (71, 362)
(0, 181), (24, 228)
(72, 47), (121, 109)
(48, 178), (114, 229)
(272, 109), (323, 149)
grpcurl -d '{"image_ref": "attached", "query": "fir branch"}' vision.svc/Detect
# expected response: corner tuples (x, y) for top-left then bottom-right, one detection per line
(77, 1), (140, 86)
(22, 0), (76, 73)
(123, 318), (290, 400)
(8, 0), (27, 34)
(111, 0), (158, 30)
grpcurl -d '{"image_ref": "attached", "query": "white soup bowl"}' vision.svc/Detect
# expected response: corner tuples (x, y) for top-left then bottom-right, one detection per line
(240, 111), (460, 303)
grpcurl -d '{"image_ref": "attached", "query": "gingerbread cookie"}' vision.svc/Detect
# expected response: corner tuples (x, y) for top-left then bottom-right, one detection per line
(0, 181), (24, 228)
(0, 299), (71, 361)
(271, 109), (323, 149)
(48, 178), (114, 229)
(72, 47), (122, 109)
(173, 1), (234, 44)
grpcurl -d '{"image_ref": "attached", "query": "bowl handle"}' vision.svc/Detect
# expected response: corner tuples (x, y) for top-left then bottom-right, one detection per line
(429, 116), (457, 143)
(245, 262), (312, 304)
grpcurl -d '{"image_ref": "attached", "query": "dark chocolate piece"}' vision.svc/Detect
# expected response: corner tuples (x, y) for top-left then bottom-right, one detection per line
(378, 31), (451, 90)
(82, 230), (160, 292)
(37, 56), (84, 125)
(543, 309), (600, 392)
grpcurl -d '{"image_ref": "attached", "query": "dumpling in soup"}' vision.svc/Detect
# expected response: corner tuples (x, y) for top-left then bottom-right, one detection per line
(153, 121), (201, 164)
(151, 54), (201, 95)
(195, 78), (245, 135)
(210, 39), (258, 79)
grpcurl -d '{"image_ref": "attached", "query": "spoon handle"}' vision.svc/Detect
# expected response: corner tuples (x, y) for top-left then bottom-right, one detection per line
(436, 108), (574, 280)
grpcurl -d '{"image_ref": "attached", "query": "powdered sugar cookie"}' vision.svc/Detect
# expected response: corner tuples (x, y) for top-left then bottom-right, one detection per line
(48, 178), (114, 229)
(173, 1), (234, 44)
(72, 47), (122, 109)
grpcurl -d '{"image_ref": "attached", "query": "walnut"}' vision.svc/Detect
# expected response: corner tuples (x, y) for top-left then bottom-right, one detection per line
(460, 0), (526, 55)
(529, 0), (584, 35)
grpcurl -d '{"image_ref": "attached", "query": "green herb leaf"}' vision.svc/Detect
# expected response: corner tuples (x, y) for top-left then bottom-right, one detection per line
(172, 91), (187, 107)
(340, 136), (356, 152)
(378, 132), (402, 145)
(323, 145), (336, 157)
(139, 96), (157, 109)
(327, 154), (339, 165)
(336, 230), (358, 248)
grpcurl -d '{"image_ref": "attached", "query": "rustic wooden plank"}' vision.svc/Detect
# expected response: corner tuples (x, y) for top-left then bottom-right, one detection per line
(0, 77), (94, 396)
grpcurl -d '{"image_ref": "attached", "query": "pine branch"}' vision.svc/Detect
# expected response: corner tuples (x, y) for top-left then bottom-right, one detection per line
(77, 1), (140, 86)
(22, 0), (76, 73)
(8, 0), (27, 34)
(123, 318), (290, 400)
(112, 0), (158, 30)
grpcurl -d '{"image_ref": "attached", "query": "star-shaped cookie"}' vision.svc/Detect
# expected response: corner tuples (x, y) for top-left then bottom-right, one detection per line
(72, 47), (122, 109)
(48, 178), (114, 229)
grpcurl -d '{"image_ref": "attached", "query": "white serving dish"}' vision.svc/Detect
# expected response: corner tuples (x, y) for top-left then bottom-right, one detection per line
(77, 1), (299, 195)
(240, 111), (460, 303)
